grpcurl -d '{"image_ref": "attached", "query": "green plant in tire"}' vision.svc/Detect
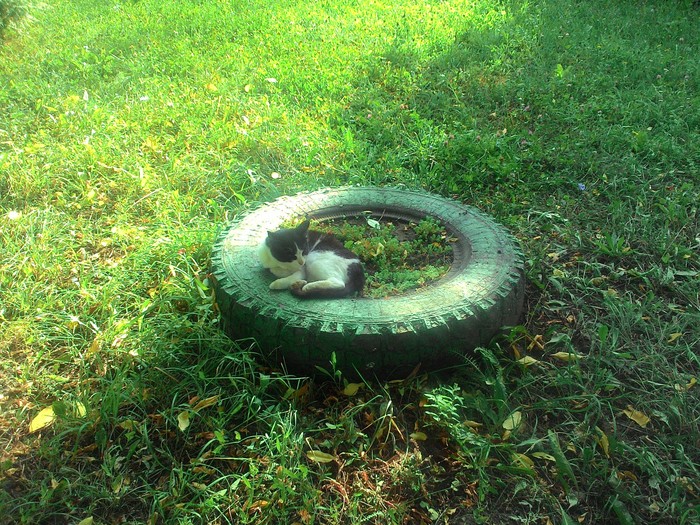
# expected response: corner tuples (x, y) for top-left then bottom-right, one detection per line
(258, 219), (365, 298)
(318, 216), (453, 298)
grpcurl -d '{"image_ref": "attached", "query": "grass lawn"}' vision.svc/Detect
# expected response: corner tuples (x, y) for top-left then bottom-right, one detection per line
(1, 0), (699, 523)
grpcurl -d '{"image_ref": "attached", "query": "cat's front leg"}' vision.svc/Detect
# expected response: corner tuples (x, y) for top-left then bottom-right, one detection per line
(269, 271), (304, 290)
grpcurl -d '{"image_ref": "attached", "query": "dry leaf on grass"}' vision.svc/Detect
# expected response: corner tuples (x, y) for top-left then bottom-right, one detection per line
(623, 405), (650, 428)
(177, 411), (190, 432)
(342, 383), (363, 396)
(594, 426), (610, 457)
(192, 395), (219, 411)
(306, 450), (335, 463)
(29, 402), (87, 433)
(667, 332), (683, 343)
(29, 407), (56, 433)
(517, 355), (540, 366)
(502, 411), (522, 430)
(550, 351), (585, 362)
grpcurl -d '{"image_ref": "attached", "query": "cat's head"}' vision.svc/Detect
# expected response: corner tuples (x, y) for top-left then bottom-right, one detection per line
(264, 219), (309, 267)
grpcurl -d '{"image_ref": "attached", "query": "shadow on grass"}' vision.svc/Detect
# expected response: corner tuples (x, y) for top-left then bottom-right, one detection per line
(327, 1), (700, 523)
(338, 0), (700, 202)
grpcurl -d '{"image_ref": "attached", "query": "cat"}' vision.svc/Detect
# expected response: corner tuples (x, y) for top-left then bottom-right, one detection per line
(258, 219), (365, 298)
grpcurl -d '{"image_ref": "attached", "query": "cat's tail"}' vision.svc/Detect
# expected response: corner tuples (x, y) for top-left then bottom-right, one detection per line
(290, 285), (361, 299)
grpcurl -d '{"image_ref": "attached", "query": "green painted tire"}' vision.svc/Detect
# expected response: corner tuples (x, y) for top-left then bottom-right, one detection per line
(211, 187), (524, 377)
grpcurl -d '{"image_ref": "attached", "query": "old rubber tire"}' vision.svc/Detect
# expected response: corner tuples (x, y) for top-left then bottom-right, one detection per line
(211, 187), (524, 377)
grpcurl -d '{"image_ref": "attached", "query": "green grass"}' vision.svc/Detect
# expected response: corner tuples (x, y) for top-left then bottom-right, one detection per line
(1, 0), (699, 523)
(0, 0), (28, 37)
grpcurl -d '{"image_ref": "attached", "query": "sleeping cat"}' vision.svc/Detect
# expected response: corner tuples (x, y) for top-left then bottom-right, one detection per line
(258, 219), (365, 298)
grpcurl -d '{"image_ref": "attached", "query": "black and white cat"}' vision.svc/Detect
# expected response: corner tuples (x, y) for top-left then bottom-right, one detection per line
(258, 219), (365, 298)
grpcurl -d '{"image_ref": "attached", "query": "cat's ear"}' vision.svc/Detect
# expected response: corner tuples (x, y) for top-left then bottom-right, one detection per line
(297, 219), (310, 233)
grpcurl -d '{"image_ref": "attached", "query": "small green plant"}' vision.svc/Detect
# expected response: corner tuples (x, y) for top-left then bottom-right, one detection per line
(422, 348), (538, 503)
(314, 350), (343, 384)
(594, 231), (633, 258)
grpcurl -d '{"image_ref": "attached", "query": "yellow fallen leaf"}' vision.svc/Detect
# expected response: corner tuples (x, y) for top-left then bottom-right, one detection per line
(617, 470), (638, 482)
(512, 452), (534, 468)
(86, 336), (101, 356)
(594, 426), (610, 457)
(119, 419), (138, 431)
(550, 351), (585, 362)
(342, 383), (363, 396)
(306, 450), (335, 463)
(532, 451), (556, 462)
(193, 395), (219, 411)
(284, 383), (310, 402)
(674, 377), (696, 392)
(74, 402), (87, 418)
(464, 420), (483, 429)
(527, 335), (545, 351)
(667, 332), (683, 343)
(517, 356), (540, 367)
(250, 500), (270, 513)
(177, 411), (190, 432)
(511, 344), (522, 359)
(142, 137), (159, 151)
(502, 411), (522, 430)
(29, 406), (56, 433)
(66, 317), (80, 331)
(623, 405), (650, 428)
(77, 518), (94, 525)
(410, 431), (428, 441)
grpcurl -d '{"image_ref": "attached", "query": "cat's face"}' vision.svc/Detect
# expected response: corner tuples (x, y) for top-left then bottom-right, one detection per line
(265, 220), (309, 268)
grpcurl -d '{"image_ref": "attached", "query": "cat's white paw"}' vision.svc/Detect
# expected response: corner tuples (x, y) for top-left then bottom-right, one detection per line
(269, 279), (290, 290)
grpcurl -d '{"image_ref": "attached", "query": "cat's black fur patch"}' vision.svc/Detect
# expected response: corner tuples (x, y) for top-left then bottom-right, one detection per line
(307, 230), (355, 259)
(265, 220), (309, 262)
